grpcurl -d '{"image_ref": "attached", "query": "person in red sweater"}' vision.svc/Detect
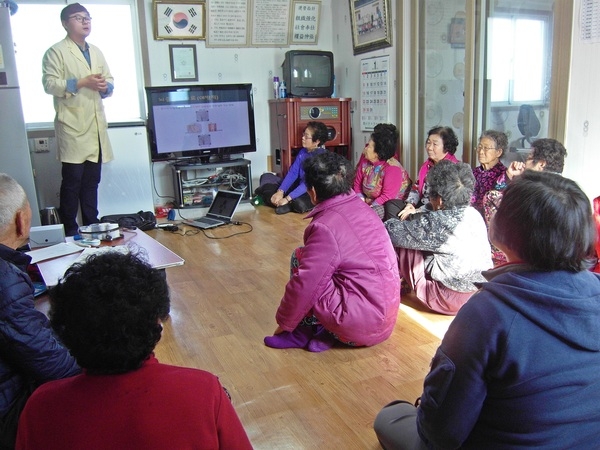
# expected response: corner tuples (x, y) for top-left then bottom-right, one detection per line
(16, 252), (252, 450)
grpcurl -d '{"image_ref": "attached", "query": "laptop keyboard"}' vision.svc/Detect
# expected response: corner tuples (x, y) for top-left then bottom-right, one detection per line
(196, 217), (222, 225)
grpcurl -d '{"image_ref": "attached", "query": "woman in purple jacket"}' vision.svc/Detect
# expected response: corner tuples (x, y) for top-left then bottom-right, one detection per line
(264, 152), (401, 352)
(259, 121), (328, 215)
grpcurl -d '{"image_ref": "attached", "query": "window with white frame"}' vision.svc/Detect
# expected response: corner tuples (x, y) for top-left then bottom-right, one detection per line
(487, 13), (551, 105)
(11, 1), (143, 125)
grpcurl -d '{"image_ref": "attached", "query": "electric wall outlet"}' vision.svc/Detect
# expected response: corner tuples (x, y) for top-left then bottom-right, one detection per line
(34, 138), (50, 153)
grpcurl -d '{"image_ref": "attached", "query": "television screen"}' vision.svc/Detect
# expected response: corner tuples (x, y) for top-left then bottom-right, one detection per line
(145, 83), (256, 162)
(282, 50), (334, 98)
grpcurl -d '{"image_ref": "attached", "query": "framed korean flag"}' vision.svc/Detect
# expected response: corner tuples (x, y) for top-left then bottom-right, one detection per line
(153, 1), (206, 40)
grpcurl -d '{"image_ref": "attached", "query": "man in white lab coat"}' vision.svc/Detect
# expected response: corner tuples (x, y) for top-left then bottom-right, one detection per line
(42, 3), (114, 236)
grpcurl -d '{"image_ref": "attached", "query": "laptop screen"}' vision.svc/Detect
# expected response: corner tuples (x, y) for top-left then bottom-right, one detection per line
(207, 190), (243, 220)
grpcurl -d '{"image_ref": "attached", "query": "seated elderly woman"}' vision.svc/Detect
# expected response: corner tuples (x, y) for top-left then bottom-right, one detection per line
(375, 171), (600, 449)
(258, 121), (329, 215)
(385, 160), (492, 315)
(483, 138), (568, 265)
(17, 252), (252, 449)
(390, 126), (460, 221)
(353, 123), (411, 219)
(471, 129), (507, 214)
(264, 152), (400, 352)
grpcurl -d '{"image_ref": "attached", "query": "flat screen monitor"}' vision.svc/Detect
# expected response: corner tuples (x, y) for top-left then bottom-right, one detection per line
(145, 83), (256, 162)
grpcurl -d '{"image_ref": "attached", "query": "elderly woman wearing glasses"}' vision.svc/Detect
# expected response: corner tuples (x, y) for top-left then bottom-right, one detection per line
(471, 130), (507, 214)
(391, 126), (460, 221)
(258, 121), (329, 215)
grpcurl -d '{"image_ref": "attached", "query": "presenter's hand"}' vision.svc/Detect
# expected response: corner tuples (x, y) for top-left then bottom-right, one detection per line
(79, 74), (107, 92)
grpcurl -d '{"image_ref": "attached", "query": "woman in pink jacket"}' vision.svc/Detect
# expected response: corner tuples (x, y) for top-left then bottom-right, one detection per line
(264, 152), (401, 352)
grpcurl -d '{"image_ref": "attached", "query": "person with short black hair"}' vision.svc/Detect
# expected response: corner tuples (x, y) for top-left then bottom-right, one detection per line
(353, 123), (412, 220)
(42, 3), (114, 236)
(385, 161), (492, 315)
(264, 152), (400, 352)
(0, 173), (79, 450)
(16, 252), (252, 449)
(375, 171), (600, 449)
(258, 121), (329, 215)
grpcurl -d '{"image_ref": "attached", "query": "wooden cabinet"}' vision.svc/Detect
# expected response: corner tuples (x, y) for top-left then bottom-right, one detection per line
(268, 98), (352, 177)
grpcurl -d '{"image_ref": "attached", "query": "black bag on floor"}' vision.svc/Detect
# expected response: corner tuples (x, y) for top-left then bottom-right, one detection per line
(100, 210), (157, 231)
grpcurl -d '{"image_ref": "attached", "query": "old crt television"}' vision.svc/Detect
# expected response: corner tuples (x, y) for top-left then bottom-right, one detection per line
(145, 83), (256, 162)
(281, 50), (334, 98)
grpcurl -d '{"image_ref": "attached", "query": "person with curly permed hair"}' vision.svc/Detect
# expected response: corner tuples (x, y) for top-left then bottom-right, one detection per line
(393, 126), (460, 221)
(483, 138), (568, 265)
(471, 130), (508, 214)
(353, 123), (412, 220)
(16, 252), (252, 450)
(385, 161), (492, 315)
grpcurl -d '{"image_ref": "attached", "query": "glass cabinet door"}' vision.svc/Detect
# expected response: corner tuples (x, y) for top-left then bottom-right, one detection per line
(413, 0), (570, 167)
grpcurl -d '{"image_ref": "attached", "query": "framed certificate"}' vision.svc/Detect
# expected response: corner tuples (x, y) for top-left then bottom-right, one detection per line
(169, 45), (198, 82)
(153, 1), (206, 40)
(290, 1), (321, 45)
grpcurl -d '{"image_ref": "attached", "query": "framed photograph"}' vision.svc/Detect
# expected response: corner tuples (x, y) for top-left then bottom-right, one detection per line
(349, 0), (392, 55)
(169, 45), (198, 82)
(290, 1), (321, 45)
(153, 1), (206, 40)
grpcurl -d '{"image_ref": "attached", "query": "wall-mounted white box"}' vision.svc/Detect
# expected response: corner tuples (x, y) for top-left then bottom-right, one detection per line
(29, 224), (65, 248)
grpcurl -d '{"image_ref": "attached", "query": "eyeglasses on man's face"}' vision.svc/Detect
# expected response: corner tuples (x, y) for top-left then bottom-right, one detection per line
(69, 15), (92, 23)
(302, 133), (313, 140)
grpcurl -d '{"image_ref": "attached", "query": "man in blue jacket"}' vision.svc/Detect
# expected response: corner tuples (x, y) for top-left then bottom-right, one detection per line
(0, 173), (79, 449)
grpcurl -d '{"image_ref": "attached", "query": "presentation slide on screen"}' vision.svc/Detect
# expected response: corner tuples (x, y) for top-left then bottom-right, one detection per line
(153, 101), (251, 153)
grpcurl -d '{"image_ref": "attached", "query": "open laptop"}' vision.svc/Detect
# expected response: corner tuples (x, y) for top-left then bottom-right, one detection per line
(183, 190), (244, 229)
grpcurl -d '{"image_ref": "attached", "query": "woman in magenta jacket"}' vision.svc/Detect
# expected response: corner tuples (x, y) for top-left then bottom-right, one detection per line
(264, 152), (401, 352)
(393, 126), (460, 220)
(353, 123), (412, 219)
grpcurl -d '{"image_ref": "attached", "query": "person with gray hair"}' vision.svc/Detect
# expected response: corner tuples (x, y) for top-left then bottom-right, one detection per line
(471, 129), (507, 213)
(0, 173), (79, 449)
(385, 161), (492, 315)
(483, 137), (568, 265)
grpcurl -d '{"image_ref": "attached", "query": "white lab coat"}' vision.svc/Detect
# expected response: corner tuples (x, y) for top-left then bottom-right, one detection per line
(42, 36), (114, 164)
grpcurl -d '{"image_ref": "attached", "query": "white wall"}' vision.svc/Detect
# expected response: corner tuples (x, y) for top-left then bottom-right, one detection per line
(28, 0), (597, 211)
(30, 126), (155, 218)
(330, 0), (398, 161)
(563, 0), (600, 203)
(141, 0), (335, 205)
